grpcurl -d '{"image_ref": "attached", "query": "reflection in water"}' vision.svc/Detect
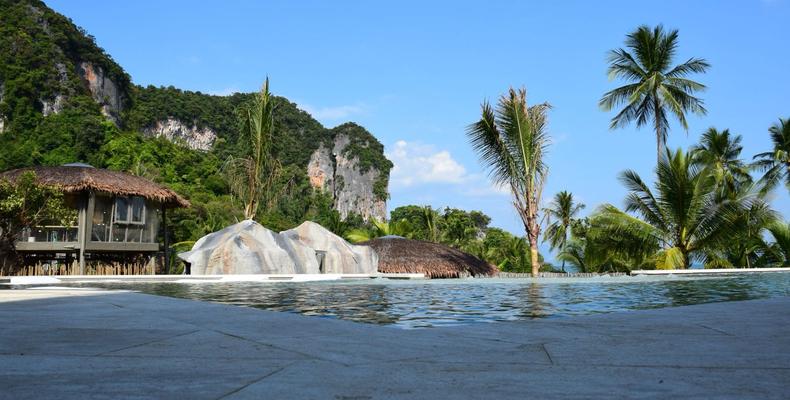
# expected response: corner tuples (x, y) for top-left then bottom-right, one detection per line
(49, 273), (790, 329)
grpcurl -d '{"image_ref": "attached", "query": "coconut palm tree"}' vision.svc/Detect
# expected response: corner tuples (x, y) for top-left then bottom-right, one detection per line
(467, 87), (551, 276)
(690, 128), (752, 198)
(542, 191), (585, 272)
(753, 118), (790, 194)
(593, 148), (743, 269)
(600, 25), (710, 161)
(223, 78), (280, 220)
(704, 199), (777, 268)
(766, 221), (790, 267)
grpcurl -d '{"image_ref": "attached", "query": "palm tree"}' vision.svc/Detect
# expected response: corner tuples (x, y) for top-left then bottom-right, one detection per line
(766, 221), (790, 267)
(593, 148), (743, 269)
(223, 78), (280, 220)
(704, 199), (777, 268)
(600, 25), (710, 161)
(421, 205), (440, 243)
(690, 128), (752, 198)
(497, 236), (531, 273)
(542, 191), (585, 272)
(753, 118), (790, 194)
(467, 87), (551, 276)
(345, 218), (413, 243)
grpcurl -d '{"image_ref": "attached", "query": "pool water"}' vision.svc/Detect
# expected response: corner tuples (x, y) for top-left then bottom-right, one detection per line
(52, 273), (790, 329)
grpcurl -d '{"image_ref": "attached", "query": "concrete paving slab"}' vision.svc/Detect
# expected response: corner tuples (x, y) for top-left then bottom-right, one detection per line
(0, 289), (788, 399)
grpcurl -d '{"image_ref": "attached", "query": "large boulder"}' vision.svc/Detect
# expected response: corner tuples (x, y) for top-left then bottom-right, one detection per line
(179, 220), (320, 275)
(281, 221), (378, 274)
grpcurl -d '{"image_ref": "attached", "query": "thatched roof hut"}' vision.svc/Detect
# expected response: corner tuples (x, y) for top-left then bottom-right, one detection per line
(0, 165), (189, 208)
(362, 237), (498, 278)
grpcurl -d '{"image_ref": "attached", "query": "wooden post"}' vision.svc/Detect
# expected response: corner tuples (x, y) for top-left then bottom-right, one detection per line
(77, 193), (91, 275)
(162, 205), (169, 275)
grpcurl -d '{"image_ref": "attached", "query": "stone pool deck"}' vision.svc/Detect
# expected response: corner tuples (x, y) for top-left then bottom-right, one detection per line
(0, 289), (788, 399)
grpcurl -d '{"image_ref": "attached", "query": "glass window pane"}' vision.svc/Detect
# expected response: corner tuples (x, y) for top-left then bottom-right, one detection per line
(131, 197), (145, 223)
(92, 197), (112, 242)
(126, 225), (143, 242)
(114, 197), (129, 222)
(112, 225), (126, 242)
(143, 207), (160, 243)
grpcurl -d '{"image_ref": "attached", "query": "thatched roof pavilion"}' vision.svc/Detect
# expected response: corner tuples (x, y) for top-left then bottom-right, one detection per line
(1, 164), (189, 275)
(0, 165), (189, 208)
(362, 237), (498, 278)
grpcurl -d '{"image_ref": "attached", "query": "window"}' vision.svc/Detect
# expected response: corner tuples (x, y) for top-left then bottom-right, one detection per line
(130, 197), (145, 223)
(114, 196), (145, 225)
(114, 197), (129, 222)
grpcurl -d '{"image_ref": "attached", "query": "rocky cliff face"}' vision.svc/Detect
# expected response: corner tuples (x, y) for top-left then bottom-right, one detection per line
(142, 118), (217, 151)
(77, 61), (124, 124)
(307, 132), (388, 221)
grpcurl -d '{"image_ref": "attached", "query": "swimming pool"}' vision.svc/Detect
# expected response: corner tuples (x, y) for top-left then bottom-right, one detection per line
(46, 272), (790, 329)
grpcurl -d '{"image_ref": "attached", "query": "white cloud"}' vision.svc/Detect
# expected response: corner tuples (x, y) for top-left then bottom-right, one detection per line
(297, 103), (365, 121)
(387, 140), (470, 188)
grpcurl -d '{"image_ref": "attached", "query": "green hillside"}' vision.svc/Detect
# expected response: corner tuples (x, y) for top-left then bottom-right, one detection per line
(0, 0), (391, 245)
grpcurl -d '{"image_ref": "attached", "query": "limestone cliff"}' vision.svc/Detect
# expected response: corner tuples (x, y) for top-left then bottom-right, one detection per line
(77, 61), (124, 124)
(307, 124), (391, 221)
(142, 118), (216, 151)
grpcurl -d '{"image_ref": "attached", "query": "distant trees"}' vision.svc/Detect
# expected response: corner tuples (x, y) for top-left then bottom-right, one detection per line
(467, 88), (551, 276)
(600, 25), (709, 161)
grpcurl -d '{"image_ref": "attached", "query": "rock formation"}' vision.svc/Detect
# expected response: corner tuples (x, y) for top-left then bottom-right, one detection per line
(179, 220), (320, 275)
(77, 61), (124, 124)
(307, 132), (388, 221)
(281, 221), (378, 274)
(143, 118), (216, 151)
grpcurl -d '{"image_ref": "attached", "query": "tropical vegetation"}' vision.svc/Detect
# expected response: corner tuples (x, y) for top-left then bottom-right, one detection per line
(2, 6), (790, 276)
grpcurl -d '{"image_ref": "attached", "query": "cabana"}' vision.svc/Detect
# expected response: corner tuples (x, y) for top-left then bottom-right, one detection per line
(0, 164), (189, 274)
(362, 237), (498, 278)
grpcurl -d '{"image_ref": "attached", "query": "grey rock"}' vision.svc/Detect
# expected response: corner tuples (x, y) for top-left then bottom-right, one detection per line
(281, 221), (378, 274)
(41, 94), (65, 116)
(307, 133), (387, 221)
(179, 220), (320, 275)
(142, 117), (216, 151)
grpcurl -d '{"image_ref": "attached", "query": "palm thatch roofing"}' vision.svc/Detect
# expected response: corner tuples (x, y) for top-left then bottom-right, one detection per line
(362, 237), (499, 278)
(0, 165), (190, 208)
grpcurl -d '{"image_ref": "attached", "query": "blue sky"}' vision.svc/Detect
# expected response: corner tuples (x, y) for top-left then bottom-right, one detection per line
(47, 0), (790, 258)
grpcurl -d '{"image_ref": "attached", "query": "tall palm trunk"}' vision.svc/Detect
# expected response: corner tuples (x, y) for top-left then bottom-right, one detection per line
(654, 96), (663, 162)
(529, 236), (540, 276)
